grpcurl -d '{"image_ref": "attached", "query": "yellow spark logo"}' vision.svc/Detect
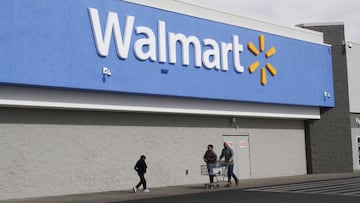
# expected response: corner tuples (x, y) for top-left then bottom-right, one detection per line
(248, 35), (277, 85)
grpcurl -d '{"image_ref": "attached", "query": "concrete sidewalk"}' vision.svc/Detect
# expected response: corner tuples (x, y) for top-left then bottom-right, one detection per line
(1, 172), (360, 203)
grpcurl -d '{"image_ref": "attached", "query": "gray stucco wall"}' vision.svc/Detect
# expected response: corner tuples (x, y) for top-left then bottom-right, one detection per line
(346, 41), (360, 113)
(0, 107), (306, 200)
(302, 24), (353, 173)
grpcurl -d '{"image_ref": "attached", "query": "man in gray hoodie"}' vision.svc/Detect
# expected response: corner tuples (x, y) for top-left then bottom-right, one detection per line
(219, 142), (239, 186)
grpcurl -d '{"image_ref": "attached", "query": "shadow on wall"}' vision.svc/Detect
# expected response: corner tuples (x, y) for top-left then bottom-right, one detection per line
(0, 107), (303, 130)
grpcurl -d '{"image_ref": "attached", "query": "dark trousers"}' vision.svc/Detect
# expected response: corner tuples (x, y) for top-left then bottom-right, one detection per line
(136, 172), (147, 189)
(227, 163), (238, 184)
(209, 174), (214, 183)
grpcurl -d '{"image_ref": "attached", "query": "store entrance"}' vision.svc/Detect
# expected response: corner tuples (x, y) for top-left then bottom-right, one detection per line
(223, 134), (251, 179)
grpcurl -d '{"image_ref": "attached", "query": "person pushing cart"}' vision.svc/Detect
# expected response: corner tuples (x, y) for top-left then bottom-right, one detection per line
(219, 142), (239, 186)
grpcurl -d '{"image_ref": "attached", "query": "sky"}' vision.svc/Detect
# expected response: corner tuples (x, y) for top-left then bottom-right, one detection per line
(180, 0), (360, 42)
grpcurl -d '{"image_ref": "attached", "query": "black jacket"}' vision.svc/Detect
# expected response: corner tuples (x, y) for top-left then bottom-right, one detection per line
(203, 150), (217, 164)
(134, 159), (147, 174)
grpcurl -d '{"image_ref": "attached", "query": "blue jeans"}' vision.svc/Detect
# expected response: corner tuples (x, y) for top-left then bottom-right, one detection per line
(227, 163), (238, 184)
(207, 163), (215, 183)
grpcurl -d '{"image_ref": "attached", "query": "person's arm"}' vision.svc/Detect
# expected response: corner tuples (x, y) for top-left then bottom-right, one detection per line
(229, 148), (234, 162)
(134, 161), (139, 171)
(219, 149), (224, 160)
(203, 151), (208, 162)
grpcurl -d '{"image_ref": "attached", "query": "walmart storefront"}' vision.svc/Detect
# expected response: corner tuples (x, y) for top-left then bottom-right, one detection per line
(0, 0), (334, 200)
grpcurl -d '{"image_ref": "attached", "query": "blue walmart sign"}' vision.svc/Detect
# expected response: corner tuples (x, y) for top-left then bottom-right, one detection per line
(0, 0), (334, 107)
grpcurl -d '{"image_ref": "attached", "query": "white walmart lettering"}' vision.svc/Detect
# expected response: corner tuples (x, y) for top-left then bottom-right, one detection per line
(88, 8), (244, 72)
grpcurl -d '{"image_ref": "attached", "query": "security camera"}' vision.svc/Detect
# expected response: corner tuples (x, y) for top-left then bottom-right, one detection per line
(324, 91), (331, 98)
(342, 40), (352, 48)
(102, 67), (111, 77)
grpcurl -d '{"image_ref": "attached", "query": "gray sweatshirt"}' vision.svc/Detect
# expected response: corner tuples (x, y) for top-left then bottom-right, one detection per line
(219, 147), (234, 163)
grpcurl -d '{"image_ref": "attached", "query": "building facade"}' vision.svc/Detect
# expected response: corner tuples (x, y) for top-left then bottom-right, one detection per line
(298, 23), (360, 173)
(1, 0), (357, 200)
(346, 40), (360, 171)
(299, 23), (353, 173)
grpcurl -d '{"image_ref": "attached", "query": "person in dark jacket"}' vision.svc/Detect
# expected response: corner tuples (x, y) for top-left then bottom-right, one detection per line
(133, 155), (149, 193)
(219, 142), (239, 186)
(203, 144), (217, 183)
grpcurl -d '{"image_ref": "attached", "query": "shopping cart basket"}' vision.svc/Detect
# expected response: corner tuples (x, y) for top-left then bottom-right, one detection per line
(201, 161), (228, 189)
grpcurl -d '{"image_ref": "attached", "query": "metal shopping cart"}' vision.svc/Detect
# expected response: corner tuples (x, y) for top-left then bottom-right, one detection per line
(201, 161), (228, 189)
